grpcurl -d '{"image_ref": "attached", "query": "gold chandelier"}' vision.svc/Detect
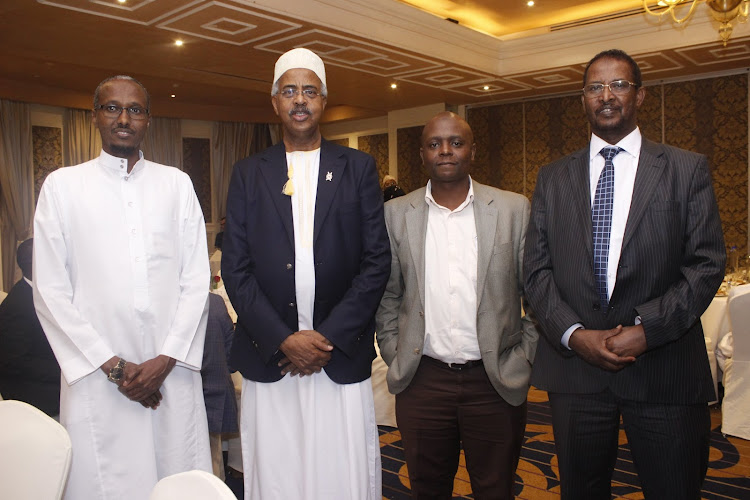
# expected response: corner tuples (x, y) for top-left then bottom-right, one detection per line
(643, 0), (749, 45)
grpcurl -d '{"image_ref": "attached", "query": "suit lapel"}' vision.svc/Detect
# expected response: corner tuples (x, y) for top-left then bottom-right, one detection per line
(473, 183), (497, 303)
(622, 139), (666, 250)
(313, 140), (347, 245)
(406, 195), (429, 310)
(568, 147), (594, 257)
(258, 143), (294, 247)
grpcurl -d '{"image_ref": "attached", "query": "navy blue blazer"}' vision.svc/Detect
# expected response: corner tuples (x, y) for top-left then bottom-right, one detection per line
(202, 293), (238, 434)
(222, 139), (391, 384)
(0, 279), (61, 416)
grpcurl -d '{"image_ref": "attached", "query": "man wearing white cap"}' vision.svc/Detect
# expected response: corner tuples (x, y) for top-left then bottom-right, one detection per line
(222, 48), (391, 499)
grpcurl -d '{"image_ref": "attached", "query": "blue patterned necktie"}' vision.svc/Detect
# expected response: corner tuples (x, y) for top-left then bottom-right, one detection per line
(592, 146), (623, 311)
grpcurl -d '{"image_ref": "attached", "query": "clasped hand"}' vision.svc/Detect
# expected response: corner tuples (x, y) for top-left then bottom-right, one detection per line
(102, 355), (175, 409)
(569, 324), (647, 372)
(278, 330), (333, 377)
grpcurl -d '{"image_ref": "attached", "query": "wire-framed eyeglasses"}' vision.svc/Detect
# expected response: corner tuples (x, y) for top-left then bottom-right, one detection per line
(582, 80), (638, 98)
(94, 104), (150, 120)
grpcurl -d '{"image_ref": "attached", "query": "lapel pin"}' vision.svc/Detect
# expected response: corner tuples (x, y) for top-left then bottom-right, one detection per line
(326, 171), (333, 182)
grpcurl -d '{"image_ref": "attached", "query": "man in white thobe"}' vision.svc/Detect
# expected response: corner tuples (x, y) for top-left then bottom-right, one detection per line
(33, 75), (211, 500)
(222, 48), (391, 499)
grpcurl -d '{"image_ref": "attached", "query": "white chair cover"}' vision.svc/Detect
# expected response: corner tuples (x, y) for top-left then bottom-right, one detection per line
(721, 284), (750, 440)
(150, 469), (237, 499)
(0, 400), (72, 500)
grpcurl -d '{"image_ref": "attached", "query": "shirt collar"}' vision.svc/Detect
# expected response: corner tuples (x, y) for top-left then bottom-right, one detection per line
(590, 127), (642, 161)
(23, 276), (32, 287)
(98, 149), (145, 176)
(425, 176), (475, 212)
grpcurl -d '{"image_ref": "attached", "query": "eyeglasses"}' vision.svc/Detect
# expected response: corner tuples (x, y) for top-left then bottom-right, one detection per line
(278, 88), (320, 99)
(582, 80), (638, 98)
(95, 104), (149, 120)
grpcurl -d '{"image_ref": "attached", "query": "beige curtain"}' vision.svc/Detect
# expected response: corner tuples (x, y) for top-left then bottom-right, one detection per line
(63, 108), (101, 165)
(0, 99), (33, 291)
(269, 123), (283, 145)
(211, 122), (272, 221)
(142, 116), (182, 168)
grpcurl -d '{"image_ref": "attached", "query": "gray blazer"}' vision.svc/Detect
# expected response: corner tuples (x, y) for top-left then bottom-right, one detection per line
(375, 181), (538, 406)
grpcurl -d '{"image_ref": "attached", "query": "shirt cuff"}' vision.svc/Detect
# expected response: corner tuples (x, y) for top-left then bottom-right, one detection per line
(562, 323), (584, 350)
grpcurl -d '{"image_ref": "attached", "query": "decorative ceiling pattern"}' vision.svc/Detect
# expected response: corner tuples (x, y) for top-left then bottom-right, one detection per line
(3, 0), (750, 122)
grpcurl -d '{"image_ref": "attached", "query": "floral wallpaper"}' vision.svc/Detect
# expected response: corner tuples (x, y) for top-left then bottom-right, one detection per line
(32, 126), (62, 203)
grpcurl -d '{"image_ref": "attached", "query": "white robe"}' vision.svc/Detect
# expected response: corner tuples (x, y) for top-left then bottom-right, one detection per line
(33, 151), (212, 500)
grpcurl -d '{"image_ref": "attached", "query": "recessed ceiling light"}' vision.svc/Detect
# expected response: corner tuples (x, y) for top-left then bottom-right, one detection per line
(527, 1), (535, 6)
(171, 94), (176, 98)
(175, 39), (184, 46)
(117, 0), (126, 4)
(483, 85), (490, 90)
(390, 83), (397, 89)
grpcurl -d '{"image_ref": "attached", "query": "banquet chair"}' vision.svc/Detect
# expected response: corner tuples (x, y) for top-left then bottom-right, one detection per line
(0, 400), (72, 500)
(721, 285), (750, 440)
(150, 470), (237, 499)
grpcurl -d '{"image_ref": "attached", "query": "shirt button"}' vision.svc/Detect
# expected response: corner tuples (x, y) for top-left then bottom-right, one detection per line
(131, 229), (136, 234)
(413, 348), (420, 355)
(135, 257), (141, 262)
(128, 202), (133, 207)
(124, 176), (129, 181)
(286, 263), (292, 270)
(288, 302), (295, 307)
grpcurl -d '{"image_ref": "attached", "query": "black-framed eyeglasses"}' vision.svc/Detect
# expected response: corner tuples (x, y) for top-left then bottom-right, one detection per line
(278, 88), (320, 99)
(94, 104), (149, 120)
(582, 80), (638, 98)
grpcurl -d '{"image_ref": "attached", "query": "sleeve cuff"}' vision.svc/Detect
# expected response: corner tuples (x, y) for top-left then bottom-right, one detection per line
(562, 323), (584, 350)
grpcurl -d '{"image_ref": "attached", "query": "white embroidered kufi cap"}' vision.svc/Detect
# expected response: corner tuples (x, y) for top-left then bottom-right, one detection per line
(272, 48), (327, 90)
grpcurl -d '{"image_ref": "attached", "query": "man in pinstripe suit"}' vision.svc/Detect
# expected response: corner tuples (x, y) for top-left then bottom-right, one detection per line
(524, 49), (726, 499)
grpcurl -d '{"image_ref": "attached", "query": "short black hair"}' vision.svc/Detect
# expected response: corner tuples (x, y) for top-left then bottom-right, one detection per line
(16, 238), (33, 279)
(583, 49), (642, 88)
(93, 75), (151, 112)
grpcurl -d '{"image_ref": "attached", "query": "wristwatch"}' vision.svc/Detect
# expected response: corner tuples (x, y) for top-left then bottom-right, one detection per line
(107, 358), (126, 383)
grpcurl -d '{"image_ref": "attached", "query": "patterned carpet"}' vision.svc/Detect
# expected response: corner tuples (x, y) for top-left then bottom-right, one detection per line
(379, 387), (750, 499)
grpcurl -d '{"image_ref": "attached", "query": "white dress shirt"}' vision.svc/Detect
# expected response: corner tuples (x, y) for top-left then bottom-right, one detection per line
(423, 178), (481, 363)
(562, 128), (642, 348)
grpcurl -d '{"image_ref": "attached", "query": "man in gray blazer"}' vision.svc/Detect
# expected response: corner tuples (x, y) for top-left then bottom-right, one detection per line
(524, 49), (725, 499)
(376, 111), (538, 499)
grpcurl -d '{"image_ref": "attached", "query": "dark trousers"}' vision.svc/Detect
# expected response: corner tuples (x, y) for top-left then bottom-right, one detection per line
(395, 356), (527, 500)
(549, 390), (711, 500)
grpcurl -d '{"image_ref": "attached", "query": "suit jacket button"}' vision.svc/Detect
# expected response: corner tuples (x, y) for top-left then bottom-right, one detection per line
(593, 303), (600, 311)
(289, 302), (295, 307)
(286, 263), (293, 270)
(413, 348), (420, 354)
(419, 311), (424, 317)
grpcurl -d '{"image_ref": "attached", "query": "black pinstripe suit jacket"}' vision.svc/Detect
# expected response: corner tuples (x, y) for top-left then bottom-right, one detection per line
(524, 138), (725, 404)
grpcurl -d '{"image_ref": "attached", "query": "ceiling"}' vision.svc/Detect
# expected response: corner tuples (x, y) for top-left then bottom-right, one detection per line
(1, 0), (749, 124)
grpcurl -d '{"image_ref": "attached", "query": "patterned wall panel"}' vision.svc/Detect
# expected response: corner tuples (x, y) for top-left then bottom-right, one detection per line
(358, 133), (389, 185)
(32, 126), (62, 203)
(524, 99), (553, 201)
(182, 138), (211, 220)
(664, 75), (748, 258)
(639, 84), (663, 143)
(397, 126), (427, 194)
(330, 137), (349, 147)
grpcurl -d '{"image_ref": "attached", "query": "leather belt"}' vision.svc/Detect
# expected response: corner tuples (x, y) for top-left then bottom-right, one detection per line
(424, 356), (483, 371)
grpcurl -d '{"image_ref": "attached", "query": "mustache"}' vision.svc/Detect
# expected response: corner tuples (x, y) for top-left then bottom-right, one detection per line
(113, 126), (135, 133)
(288, 106), (312, 117)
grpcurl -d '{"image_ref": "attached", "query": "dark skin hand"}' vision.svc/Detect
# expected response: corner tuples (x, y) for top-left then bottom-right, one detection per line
(100, 356), (163, 409)
(278, 330), (333, 376)
(605, 324), (648, 359)
(569, 325), (636, 372)
(121, 355), (176, 403)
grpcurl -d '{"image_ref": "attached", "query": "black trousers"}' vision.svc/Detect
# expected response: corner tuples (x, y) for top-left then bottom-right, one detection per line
(549, 390), (711, 500)
(395, 356), (527, 500)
